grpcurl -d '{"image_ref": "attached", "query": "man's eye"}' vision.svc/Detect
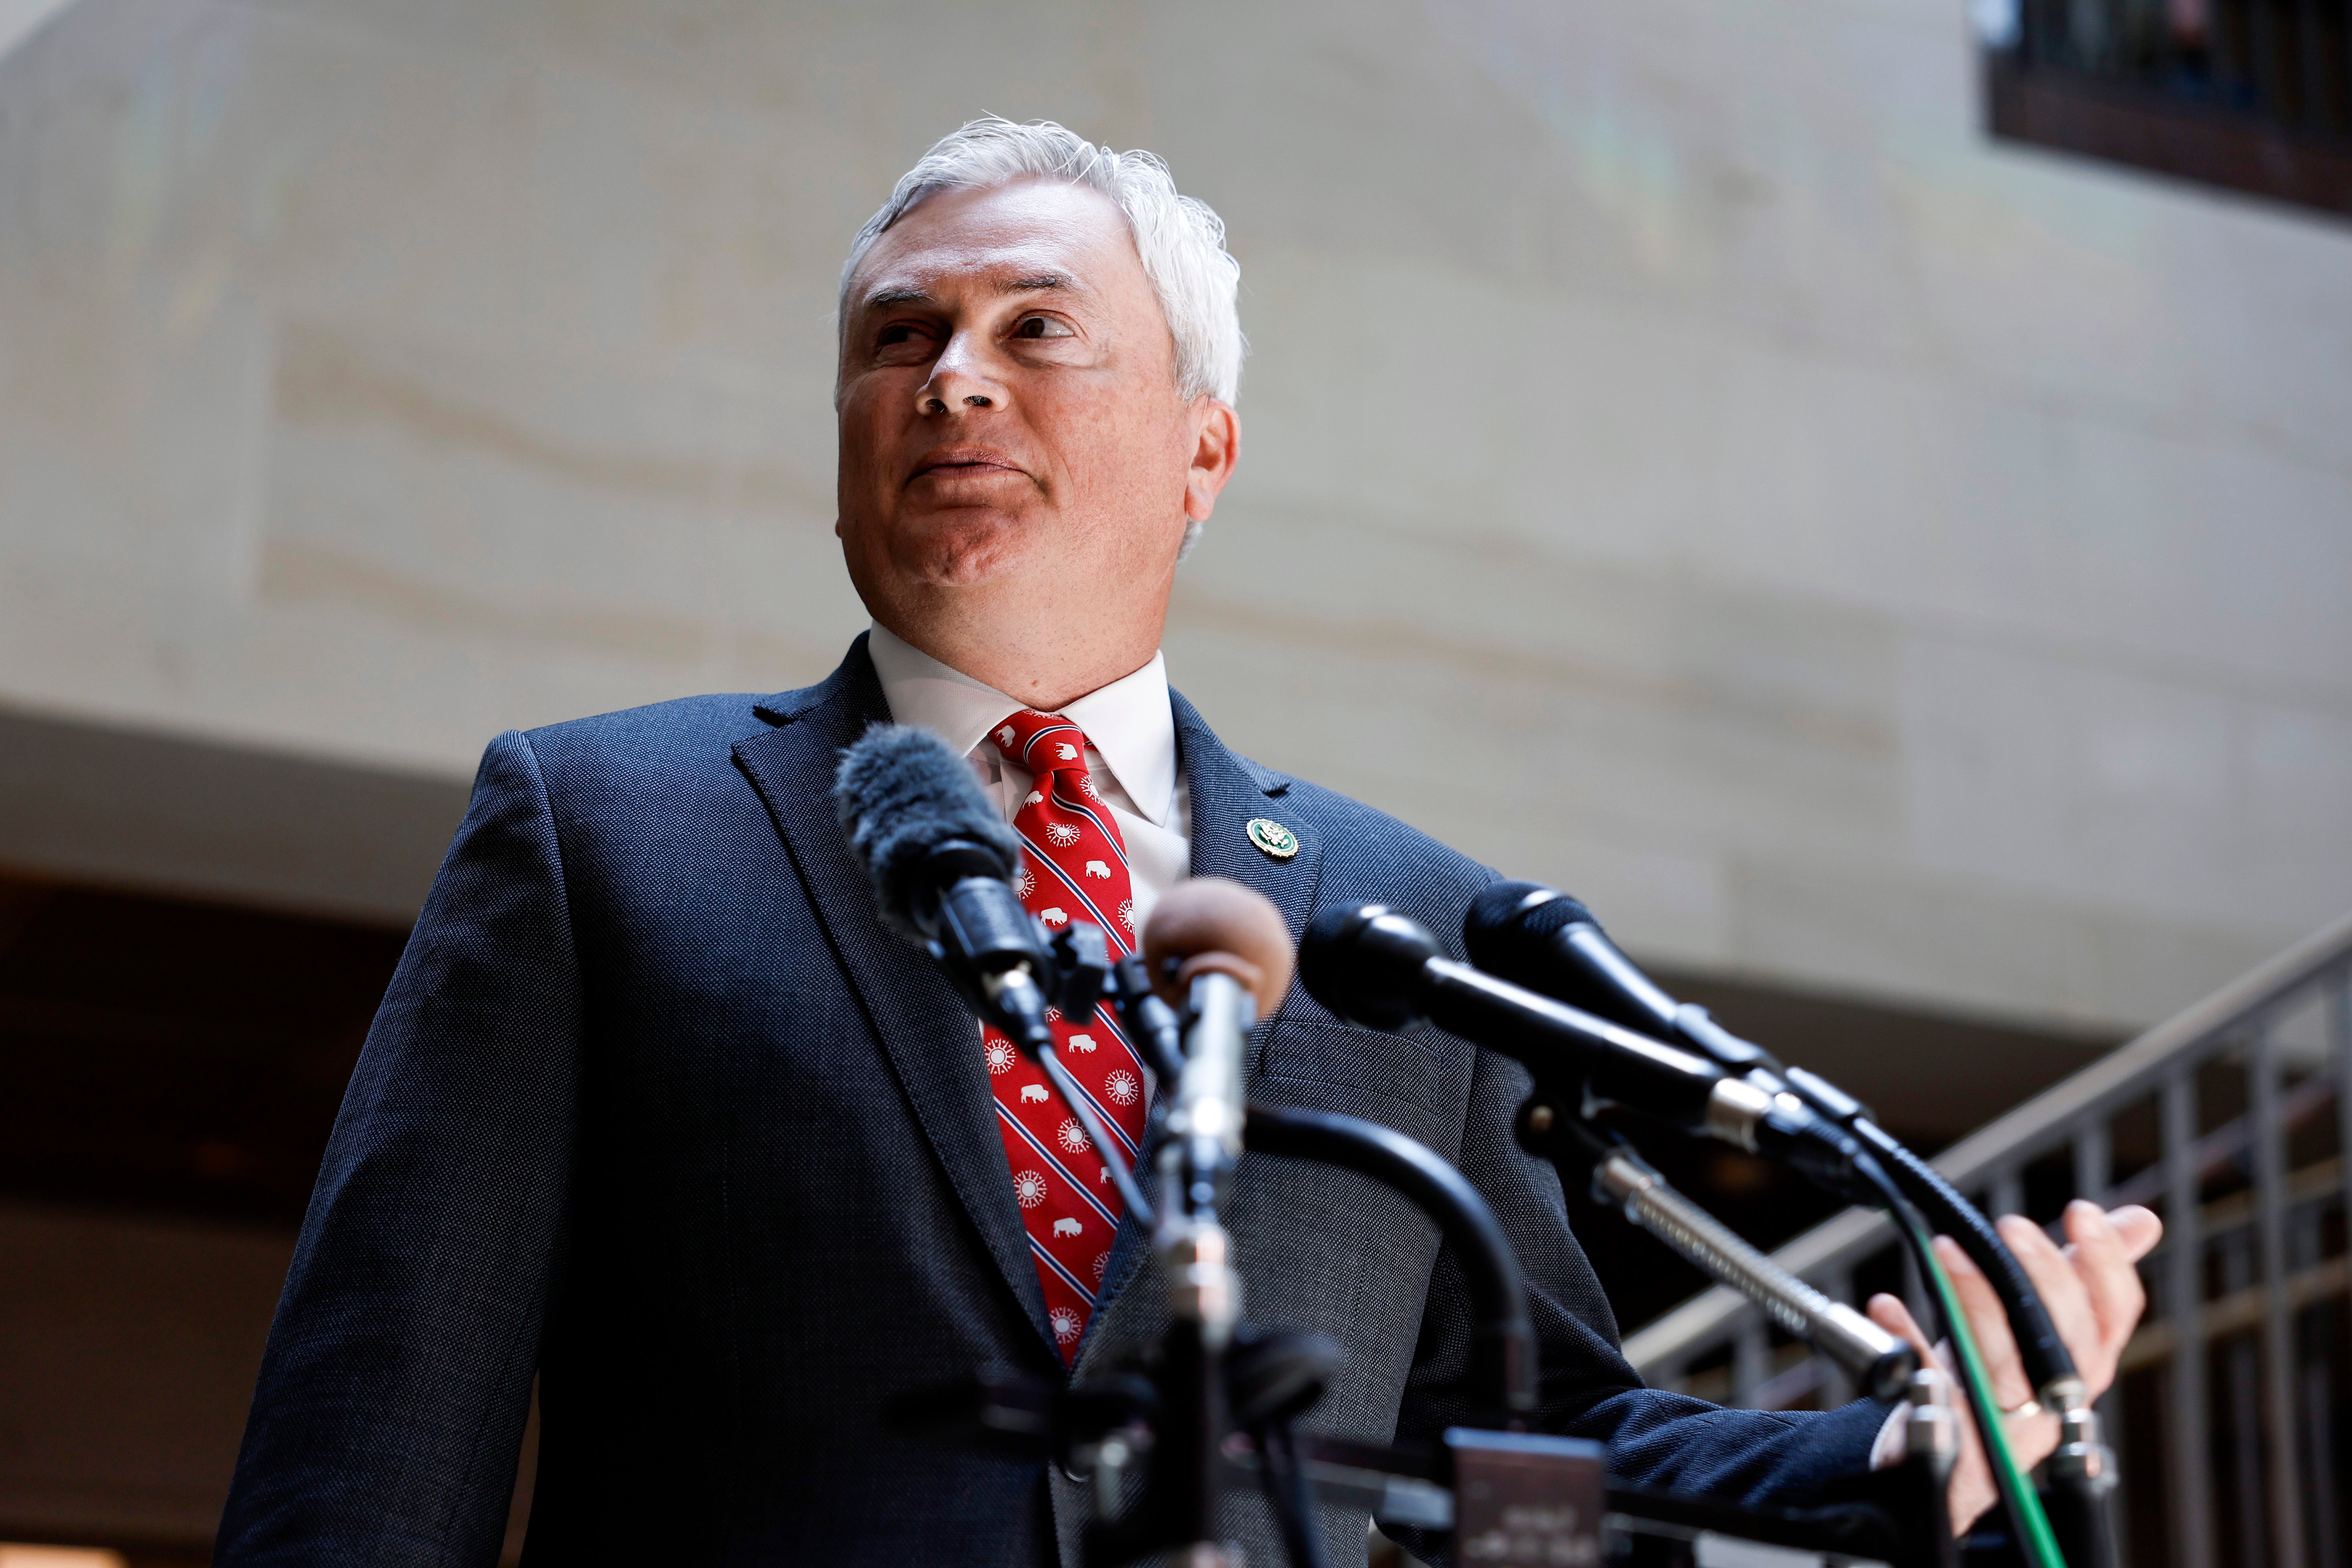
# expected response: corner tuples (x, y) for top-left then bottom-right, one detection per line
(877, 323), (926, 347)
(1012, 315), (1076, 341)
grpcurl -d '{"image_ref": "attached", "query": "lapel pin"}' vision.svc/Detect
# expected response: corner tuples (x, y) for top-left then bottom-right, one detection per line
(1246, 818), (1299, 860)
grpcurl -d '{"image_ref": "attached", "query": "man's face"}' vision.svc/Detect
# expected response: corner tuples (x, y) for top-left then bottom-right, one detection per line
(834, 179), (1232, 613)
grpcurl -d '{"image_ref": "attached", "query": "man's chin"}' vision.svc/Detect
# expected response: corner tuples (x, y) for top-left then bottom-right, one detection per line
(896, 516), (1036, 589)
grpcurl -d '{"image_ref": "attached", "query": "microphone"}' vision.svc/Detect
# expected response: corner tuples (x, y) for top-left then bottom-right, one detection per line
(1122, 878), (1301, 1552)
(1141, 876), (1296, 1015)
(1463, 883), (1779, 1079)
(832, 722), (1057, 1054)
(1464, 879), (2087, 1411)
(1138, 877), (1296, 1234)
(1463, 887), (2121, 1562)
(1298, 903), (1882, 1203)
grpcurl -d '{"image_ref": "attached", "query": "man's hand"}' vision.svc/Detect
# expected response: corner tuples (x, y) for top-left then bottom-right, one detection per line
(1866, 1200), (2163, 1533)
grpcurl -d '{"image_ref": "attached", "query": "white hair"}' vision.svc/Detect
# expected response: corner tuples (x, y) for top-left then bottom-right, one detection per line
(840, 118), (1245, 557)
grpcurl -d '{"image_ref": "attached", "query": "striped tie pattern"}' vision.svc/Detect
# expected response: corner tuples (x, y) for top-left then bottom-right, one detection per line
(983, 710), (1149, 1361)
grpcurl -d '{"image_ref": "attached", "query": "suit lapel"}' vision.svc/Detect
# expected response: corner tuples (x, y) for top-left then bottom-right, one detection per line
(1075, 688), (1327, 1367)
(1167, 688), (1325, 967)
(733, 637), (1053, 1351)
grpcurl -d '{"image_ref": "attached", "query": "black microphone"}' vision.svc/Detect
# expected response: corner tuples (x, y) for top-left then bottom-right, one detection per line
(1465, 879), (2085, 1407)
(1298, 903), (1881, 1202)
(1464, 883), (1780, 1079)
(833, 722), (1057, 1055)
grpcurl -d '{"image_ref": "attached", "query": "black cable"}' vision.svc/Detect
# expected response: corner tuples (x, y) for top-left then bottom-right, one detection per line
(1864, 1155), (2064, 1568)
(1110, 954), (1187, 1083)
(1856, 1130), (2117, 1568)
(1255, 1417), (1330, 1568)
(1850, 1120), (2077, 1399)
(1244, 1103), (1538, 1425)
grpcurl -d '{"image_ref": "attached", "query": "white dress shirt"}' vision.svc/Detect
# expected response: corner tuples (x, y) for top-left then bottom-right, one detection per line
(866, 622), (1193, 938)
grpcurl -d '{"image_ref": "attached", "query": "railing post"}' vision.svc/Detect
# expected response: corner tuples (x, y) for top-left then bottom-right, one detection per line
(1817, 1265), (1855, 1409)
(2336, 966), (2352, 1374)
(2220, 1228), (2272, 1568)
(2070, 1113), (2130, 1561)
(2325, 964), (2352, 1568)
(1732, 1311), (1769, 1410)
(2164, 1067), (2216, 1568)
(2250, 1024), (2308, 1568)
(2295, 1184), (2339, 1568)
(1989, 1164), (2024, 1224)
(2071, 1119), (2110, 1205)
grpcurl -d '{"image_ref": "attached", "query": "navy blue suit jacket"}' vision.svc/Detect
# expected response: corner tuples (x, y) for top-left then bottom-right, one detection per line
(216, 637), (1885, 1566)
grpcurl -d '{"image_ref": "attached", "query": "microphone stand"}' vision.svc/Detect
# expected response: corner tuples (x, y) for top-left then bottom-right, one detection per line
(1150, 963), (1253, 1568)
(1242, 1105), (1536, 1430)
(906, 1065), (1950, 1568)
(1466, 888), (2119, 1562)
(1552, 1118), (1919, 1405)
(912, 920), (1950, 1567)
(1516, 1103), (1958, 1568)
(1082, 952), (1561, 1568)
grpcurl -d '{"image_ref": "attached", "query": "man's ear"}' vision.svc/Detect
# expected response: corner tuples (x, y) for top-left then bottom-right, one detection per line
(1183, 399), (1240, 523)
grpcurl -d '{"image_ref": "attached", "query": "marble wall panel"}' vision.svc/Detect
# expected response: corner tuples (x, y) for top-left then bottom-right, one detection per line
(2, 0), (2346, 1029)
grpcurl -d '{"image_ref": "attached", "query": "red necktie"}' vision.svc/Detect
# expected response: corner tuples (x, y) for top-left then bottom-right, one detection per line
(983, 710), (1149, 1362)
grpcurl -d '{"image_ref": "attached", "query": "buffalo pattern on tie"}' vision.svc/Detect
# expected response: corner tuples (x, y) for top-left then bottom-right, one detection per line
(982, 710), (1150, 1361)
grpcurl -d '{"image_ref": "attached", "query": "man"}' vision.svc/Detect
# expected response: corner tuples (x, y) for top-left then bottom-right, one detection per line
(218, 118), (2156, 1566)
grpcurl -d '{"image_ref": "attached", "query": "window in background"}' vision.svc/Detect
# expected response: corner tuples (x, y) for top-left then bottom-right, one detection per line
(1976, 0), (2352, 216)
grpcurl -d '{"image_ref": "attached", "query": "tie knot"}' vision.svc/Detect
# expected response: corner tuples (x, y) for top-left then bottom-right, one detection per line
(989, 711), (1092, 774)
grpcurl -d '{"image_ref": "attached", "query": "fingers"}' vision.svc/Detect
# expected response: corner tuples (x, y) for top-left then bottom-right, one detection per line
(1997, 1211), (2099, 1382)
(2107, 1203), (2162, 1260)
(1868, 1293), (1997, 1534)
(1942, 1227), (2065, 1484)
(1868, 1291), (1930, 1360)
(1936, 1235), (2038, 1412)
(2060, 1201), (2150, 1384)
(1980, 1201), (2157, 1404)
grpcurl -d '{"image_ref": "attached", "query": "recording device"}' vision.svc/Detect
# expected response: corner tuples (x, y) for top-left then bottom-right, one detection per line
(1469, 881), (2119, 1568)
(833, 722), (1064, 1054)
(1463, 883), (1780, 1077)
(1297, 903), (1886, 1204)
(897, 875), (1955, 1567)
(1583, 1134), (1918, 1401)
(1463, 881), (2087, 1409)
(1119, 878), (1297, 1566)
(834, 722), (1148, 1223)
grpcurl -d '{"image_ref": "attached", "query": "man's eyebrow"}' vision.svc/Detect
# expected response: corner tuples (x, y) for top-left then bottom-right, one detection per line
(857, 273), (1091, 312)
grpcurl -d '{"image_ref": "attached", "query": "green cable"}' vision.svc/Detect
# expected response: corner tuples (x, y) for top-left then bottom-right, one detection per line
(1915, 1223), (2068, 1568)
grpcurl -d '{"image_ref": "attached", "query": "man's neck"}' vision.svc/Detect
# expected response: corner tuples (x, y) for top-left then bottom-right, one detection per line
(868, 609), (1164, 713)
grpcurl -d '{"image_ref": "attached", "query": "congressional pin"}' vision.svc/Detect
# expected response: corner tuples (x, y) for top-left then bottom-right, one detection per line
(1246, 818), (1299, 860)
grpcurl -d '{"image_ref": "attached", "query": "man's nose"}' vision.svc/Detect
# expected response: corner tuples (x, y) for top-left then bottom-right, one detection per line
(916, 332), (1004, 417)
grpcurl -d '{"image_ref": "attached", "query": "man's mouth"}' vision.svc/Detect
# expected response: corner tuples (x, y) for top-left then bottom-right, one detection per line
(910, 447), (1025, 483)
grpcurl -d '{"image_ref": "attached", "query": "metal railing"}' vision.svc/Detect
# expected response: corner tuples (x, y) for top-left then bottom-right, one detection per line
(1623, 909), (2352, 1568)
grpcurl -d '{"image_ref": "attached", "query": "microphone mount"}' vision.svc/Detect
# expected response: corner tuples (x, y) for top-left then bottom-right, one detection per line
(895, 884), (1962, 1567)
(1468, 881), (2119, 1568)
(1300, 903), (1890, 1207)
(1466, 884), (2097, 1411)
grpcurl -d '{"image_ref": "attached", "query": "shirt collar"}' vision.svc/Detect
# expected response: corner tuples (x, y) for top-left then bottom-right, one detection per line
(865, 622), (1179, 828)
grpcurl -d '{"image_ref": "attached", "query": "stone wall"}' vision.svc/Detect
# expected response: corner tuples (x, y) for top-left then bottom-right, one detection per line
(4, 0), (2348, 1030)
